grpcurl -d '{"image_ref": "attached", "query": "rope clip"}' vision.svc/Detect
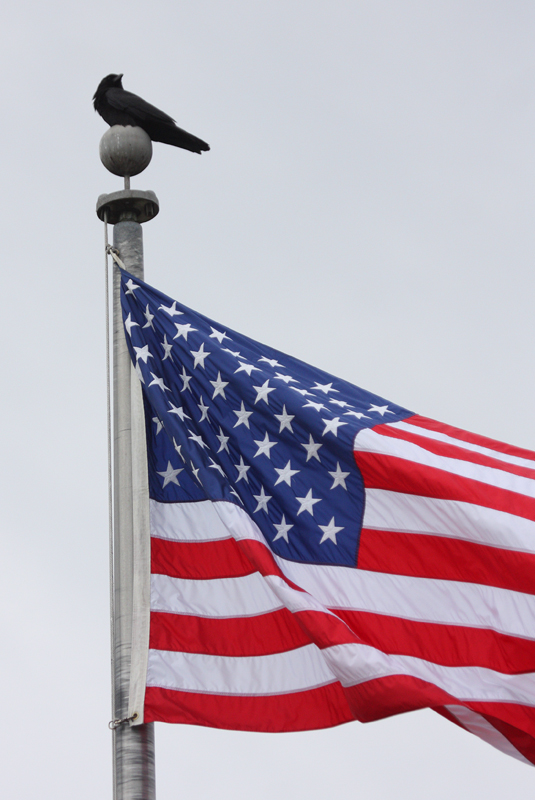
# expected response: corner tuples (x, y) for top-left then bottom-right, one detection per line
(108, 712), (139, 730)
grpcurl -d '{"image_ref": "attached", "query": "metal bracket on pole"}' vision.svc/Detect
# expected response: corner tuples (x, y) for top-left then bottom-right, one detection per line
(97, 190), (159, 225)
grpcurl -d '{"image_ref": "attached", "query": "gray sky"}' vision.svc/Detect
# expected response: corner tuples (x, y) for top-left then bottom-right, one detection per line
(1, 1), (535, 797)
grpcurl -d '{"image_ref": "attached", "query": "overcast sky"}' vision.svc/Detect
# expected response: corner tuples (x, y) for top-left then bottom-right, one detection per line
(1, 1), (535, 798)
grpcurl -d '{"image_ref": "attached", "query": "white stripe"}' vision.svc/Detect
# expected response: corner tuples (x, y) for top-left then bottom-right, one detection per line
(363, 489), (535, 554)
(446, 705), (533, 765)
(322, 643), (535, 706)
(276, 559), (535, 640)
(146, 645), (336, 695)
(151, 501), (535, 639)
(354, 428), (535, 499)
(146, 639), (535, 710)
(151, 572), (283, 618)
(392, 419), (535, 472)
(150, 498), (232, 542)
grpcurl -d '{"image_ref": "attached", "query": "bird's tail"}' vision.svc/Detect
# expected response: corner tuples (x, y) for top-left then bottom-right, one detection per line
(154, 124), (210, 153)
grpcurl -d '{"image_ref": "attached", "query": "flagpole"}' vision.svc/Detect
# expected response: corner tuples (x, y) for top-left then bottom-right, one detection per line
(97, 126), (159, 800)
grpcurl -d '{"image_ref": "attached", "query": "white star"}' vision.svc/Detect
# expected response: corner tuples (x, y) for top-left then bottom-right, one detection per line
(230, 488), (243, 503)
(174, 322), (197, 341)
(296, 489), (321, 517)
(253, 379), (276, 405)
(168, 403), (191, 421)
(274, 373), (297, 384)
(233, 401), (253, 429)
(291, 386), (313, 396)
(210, 371), (229, 400)
(330, 399), (350, 408)
(368, 404), (394, 416)
(124, 313), (139, 336)
(135, 362), (145, 383)
(235, 361), (261, 376)
(301, 434), (322, 462)
(274, 460), (300, 487)
(302, 400), (325, 412)
(318, 517), (344, 545)
(234, 456), (250, 483)
(172, 438), (185, 462)
(157, 461), (184, 487)
(258, 356), (283, 368)
(142, 305), (154, 329)
(216, 427), (230, 453)
(179, 366), (192, 392)
(161, 334), (173, 361)
(253, 486), (272, 513)
(133, 344), (153, 364)
(253, 432), (277, 459)
(148, 373), (170, 392)
(188, 431), (208, 449)
(273, 515), (293, 543)
(209, 327), (229, 343)
(190, 460), (202, 483)
(197, 396), (210, 422)
(223, 348), (243, 358)
(125, 278), (139, 295)
(328, 463), (350, 490)
(321, 417), (347, 437)
(159, 301), (183, 317)
(191, 342), (211, 369)
(312, 382), (338, 394)
(208, 457), (225, 476)
(152, 417), (163, 435)
(274, 405), (294, 433)
(344, 410), (370, 419)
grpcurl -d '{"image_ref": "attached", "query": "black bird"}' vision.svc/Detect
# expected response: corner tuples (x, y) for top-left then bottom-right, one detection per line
(93, 74), (210, 154)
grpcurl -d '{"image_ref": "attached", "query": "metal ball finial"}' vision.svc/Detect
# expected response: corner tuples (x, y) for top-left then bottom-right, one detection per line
(99, 125), (153, 180)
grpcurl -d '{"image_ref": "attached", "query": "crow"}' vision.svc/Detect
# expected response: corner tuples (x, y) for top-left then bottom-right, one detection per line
(93, 74), (210, 154)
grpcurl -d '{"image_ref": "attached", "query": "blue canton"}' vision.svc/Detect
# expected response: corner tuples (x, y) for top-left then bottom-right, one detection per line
(121, 271), (413, 568)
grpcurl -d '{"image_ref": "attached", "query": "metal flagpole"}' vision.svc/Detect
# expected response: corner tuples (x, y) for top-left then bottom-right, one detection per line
(97, 126), (159, 800)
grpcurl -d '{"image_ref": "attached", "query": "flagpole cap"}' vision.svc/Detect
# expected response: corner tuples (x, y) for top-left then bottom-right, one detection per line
(96, 189), (159, 224)
(99, 125), (153, 178)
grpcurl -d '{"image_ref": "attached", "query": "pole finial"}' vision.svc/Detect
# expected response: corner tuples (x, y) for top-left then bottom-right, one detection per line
(99, 125), (153, 186)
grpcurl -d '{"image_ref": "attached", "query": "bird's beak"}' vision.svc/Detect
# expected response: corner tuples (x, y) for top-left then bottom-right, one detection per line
(117, 73), (124, 82)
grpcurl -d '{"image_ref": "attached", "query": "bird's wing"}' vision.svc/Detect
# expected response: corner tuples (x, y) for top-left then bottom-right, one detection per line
(106, 88), (177, 125)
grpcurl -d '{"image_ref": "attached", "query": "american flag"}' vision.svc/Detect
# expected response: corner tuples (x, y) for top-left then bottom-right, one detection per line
(121, 270), (535, 766)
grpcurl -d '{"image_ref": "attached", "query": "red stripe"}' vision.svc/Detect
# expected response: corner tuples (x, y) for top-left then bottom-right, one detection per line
(151, 535), (306, 592)
(407, 415), (535, 463)
(354, 451), (535, 521)
(144, 678), (535, 750)
(476, 711), (535, 765)
(149, 603), (535, 673)
(435, 706), (535, 765)
(468, 702), (535, 740)
(377, 423), (535, 481)
(151, 536), (254, 580)
(298, 608), (535, 673)
(358, 528), (535, 595)
(144, 683), (354, 731)
(342, 674), (455, 721)
(149, 609), (312, 656)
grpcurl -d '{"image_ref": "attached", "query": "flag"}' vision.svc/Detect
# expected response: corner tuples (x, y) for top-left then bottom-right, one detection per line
(121, 269), (535, 766)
